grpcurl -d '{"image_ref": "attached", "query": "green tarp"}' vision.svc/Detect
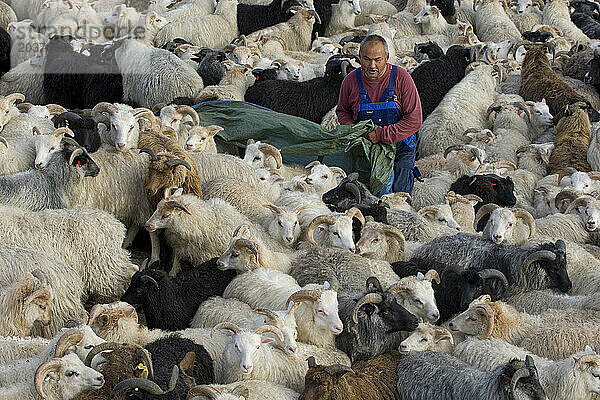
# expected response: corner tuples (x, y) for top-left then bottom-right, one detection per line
(193, 101), (396, 194)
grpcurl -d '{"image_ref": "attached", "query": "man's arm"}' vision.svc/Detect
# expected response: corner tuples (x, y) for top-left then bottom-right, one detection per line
(336, 74), (356, 125)
(375, 69), (423, 144)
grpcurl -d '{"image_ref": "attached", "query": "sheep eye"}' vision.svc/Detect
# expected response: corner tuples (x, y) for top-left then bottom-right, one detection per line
(414, 298), (423, 305)
(65, 370), (78, 377)
(294, 221), (298, 226)
(84, 345), (93, 350)
(508, 223), (513, 227)
(278, 221), (283, 227)
(322, 175), (328, 179)
(256, 345), (260, 349)
(420, 338), (428, 342)
(253, 156), (261, 161)
(438, 218), (445, 222)
(333, 232), (340, 237)
(372, 238), (379, 243)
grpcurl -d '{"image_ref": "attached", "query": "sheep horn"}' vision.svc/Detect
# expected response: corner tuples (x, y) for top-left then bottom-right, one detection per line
(141, 275), (160, 290)
(574, 354), (600, 374)
(305, 160), (322, 169)
(233, 239), (259, 263)
(16, 102), (33, 113)
(554, 189), (579, 212)
(510, 366), (531, 395)
(380, 225), (406, 254)
(1, 93), (24, 107)
(521, 250), (557, 272)
(324, 364), (355, 376)
(463, 128), (482, 135)
(512, 40), (530, 59)
(264, 204), (283, 214)
(425, 269), (441, 285)
(35, 359), (64, 399)
(54, 329), (84, 357)
(0, 136), (6, 148)
(346, 207), (366, 226)
(294, 204), (310, 214)
(341, 60), (350, 77)
(30, 269), (47, 285)
(418, 206), (442, 217)
(139, 148), (158, 161)
(444, 145), (466, 158)
(492, 160), (517, 171)
(352, 293), (383, 323)
(91, 102), (117, 116)
(165, 159), (192, 170)
(587, 172), (600, 181)
(473, 203), (501, 230)
(475, 304), (494, 338)
(512, 208), (536, 238)
(486, 103), (503, 119)
(306, 356), (318, 368)
(258, 143), (283, 169)
(557, 167), (578, 184)
(285, 289), (321, 310)
(111, 378), (167, 397)
(512, 101), (532, 122)
(53, 127), (75, 138)
(366, 276), (383, 292)
(344, 181), (362, 204)
(479, 269), (509, 289)
(164, 201), (192, 215)
(175, 105), (199, 126)
(254, 324), (285, 342)
(84, 341), (120, 367)
(46, 104), (68, 115)
(565, 196), (592, 214)
(306, 215), (337, 245)
(255, 308), (282, 324)
(187, 386), (221, 400)
(516, 145), (530, 154)
(329, 166), (347, 178)
(211, 322), (243, 337)
(329, 277), (340, 292)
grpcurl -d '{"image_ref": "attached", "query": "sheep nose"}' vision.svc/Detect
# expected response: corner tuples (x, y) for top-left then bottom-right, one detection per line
(333, 325), (343, 334)
(448, 322), (456, 330)
(492, 234), (502, 241)
(305, 177), (312, 184)
(35, 162), (43, 169)
(286, 236), (294, 243)
(242, 365), (252, 373)
(289, 346), (297, 353)
(399, 344), (408, 350)
(355, 246), (361, 254)
(413, 17), (418, 23)
(430, 312), (440, 321)
(185, 144), (193, 150)
(96, 376), (105, 385)
(117, 143), (126, 150)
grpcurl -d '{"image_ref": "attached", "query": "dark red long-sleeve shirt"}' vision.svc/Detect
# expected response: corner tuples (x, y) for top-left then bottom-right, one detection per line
(336, 64), (423, 144)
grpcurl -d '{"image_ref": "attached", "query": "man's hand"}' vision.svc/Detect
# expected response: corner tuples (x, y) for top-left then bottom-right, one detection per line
(366, 130), (380, 144)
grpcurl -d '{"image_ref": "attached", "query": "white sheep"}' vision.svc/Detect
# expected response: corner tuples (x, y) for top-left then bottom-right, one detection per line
(102, 4), (141, 39)
(506, 0), (543, 33)
(247, 9), (318, 52)
(326, 0), (362, 36)
(196, 62), (256, 102)
(543, 0), (590, 43)
(0, 1), (16, 31)
(0, 56), (45, 106)
(185, 125), (223, 153)
(7, 20), (46, 67)
(474, 0), (522, 42)
(186, 380), (299, 400)
(413, 5), (465, 44)
(398, 323), (455, 354)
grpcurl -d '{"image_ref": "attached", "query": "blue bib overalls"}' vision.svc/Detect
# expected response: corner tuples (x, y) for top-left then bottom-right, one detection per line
(355, 65), (417, 196)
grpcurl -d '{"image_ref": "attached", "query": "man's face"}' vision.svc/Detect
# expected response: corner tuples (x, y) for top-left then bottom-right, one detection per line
(359, 41), (388, 80)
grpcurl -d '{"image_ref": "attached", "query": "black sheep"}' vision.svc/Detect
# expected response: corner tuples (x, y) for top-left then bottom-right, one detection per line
(429, 0), (457, 22)
(585, 51), (600, 93)
(160, 38), (193, 53)
(251, 67), (279, 81)
(571, 10), (600, 39)
(120, 258), (237, 331)
(244, 54), (357, 123)
(237, 0), (303, 36)
(53, 111), (103, 153)
(392, 258), (509, 323)
(322, 172), (381, 211)
(192, 48), (226, 86)
(521, 30), (554, 43)
(413, 41), (444, 62)
(0, 26), (11, 77)
(410, 45), (473, 120)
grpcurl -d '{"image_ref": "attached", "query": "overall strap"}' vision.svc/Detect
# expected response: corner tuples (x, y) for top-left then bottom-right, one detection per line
(380, 65), (398, 102)
(355, 68), (371, 104)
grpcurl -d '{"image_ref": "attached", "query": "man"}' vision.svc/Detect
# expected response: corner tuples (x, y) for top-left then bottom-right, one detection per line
(337, 34), (423, 195)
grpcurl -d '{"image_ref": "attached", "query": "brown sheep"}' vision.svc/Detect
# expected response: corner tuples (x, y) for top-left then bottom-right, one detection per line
(548, 102), (592, 174)
(299, 352), (401, 400)
(73, 342), (153, 400)
(518, 42), (588, 122)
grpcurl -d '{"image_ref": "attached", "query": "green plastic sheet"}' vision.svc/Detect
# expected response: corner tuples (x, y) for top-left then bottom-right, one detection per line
(193, 101), (396, 194)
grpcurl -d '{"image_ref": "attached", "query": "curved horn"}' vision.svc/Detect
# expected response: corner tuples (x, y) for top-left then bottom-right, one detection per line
(512, 208), (536, 238)
(492, 160), (517, 171)
(84, 341), (120, 367)
(324, 364), (355, 375)
(366, 276), (383, 292)
(136, 348), (154, 379)
(263, 204), (283, 214)
(285, 289), (321, 310)
(254, 308), (282, 324)
(175, 105), (200, 126)
(35, 359), (63, 399)
(211, 322), (243, 337)
(91, 102), (117, 116)
(165, 159), (192, 170)
(380, 224), (406, 254)
(139, 148), (158, 161)
(1, 93), (25, 107)
(521, 250), (557, 272)
(473, 203), (500, 230)
(258, 143), (283, 169)
(557, 167), (578, 184)
(555, 189), (578, 211)
(516, 145), (530, 154)
(111, 378), (166, 397)
(479, 269), (509, 289)
(254, 324), (285, 342)
(352, 293), (383, 323)
(141, 275), (160, 290)
(565, 196), (592, 214)
(305, 160), (322, 169)
(475, 303), (494, 338)
(424, 269), (441, 285)
(512, 101), (532, 122)
(46, 104), (68, 115)
(186, 386), (221, 400)
(233, 225), (250, 238)
(346, 207), (366, 226)
(444, 145), (466, 158)
(0, 136), (7, 148)
(54, 329), (84, 357)
(233, 238), (259, 263)
(510, 367), (531, 395)
(574, 354), (600, 374)
(68, 147), (84, 165)
(306, 215), (337, 245)
(53, 127), (75, 137)
(329, 166), (347, 178)
(344, 182), (362, 204)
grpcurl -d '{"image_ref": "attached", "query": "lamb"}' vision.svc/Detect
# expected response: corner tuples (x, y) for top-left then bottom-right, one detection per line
(0, 205), (138, 304)
(196, 62), (256, 102)
(395, 351), (547, 399)
(247, 9), (318, 52)
(543, 0), (590, 42)
(417, 63), (501, 157)
(0, 270), (52, 338)
(115, 38), (203, 108)
(298, 352), (401, 400)
(398, 323), (455, 354)
(187, 380), (299, 400)
(223, 268), (344, 348)
(8, 19), (45, 67)
(153, 0), (238, 48)
(548, 101), (592, 174)
(325, 0), (362, 36)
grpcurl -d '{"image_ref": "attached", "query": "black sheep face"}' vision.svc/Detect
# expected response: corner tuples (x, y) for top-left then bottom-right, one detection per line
(357, 292), (419, 333)
(454, 269), (486, 311)
(503, 357), (547, 400)
(538, 240), (571, 292)
(322, 173), (375, 210)
(121, 267), (165, 307)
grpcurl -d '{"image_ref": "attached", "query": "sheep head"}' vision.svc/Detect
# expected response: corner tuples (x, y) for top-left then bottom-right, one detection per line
(418, 204), (462, 231)
(565, 194), (600, 231)
(286, 281), (343, 335)
(35, 354), (105, 400)
(0, 93), (25, 132)
(475, 205), (536, 244)
(145, 188), (192, 232)
(355, 218), (406, 262)
(92, 102), (145, 152)
(243, 139), (282, 170)
(304, 161), (347, 194)
(185, 125), (223, 153)
(306, 207), (365, 251)
(448, 294), (495, 338)
(10, 270), (53, 335)
(265, 204), (305, 246)
(398, 323), (454, 354)
(217, 225), (263, 272)
(388, 271), (440, 323)
(87, 301), (139, 343)
(255, 305), (300, 355)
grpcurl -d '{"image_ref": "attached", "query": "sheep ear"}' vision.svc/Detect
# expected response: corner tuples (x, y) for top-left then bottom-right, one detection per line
(207, 125), (224, 135)
(541, 98), (546, 104)
(434, 333), (452, 343)
(416, 272), (425, 279)
(261, 337), (274, 343)
(25, 289), (51, 305)
(323, 281), (331, 290)
(173, 188), (184, 197)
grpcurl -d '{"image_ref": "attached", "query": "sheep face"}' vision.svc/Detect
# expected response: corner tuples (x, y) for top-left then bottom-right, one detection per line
(529, 99), (553, 127)
(573, 351), (600, 395)
(305, 163), (347, 194)
(413, 5), (442, 25)
(145, 194), (190, 232)
(484, 208), (518, 244)
(185, 125), (223, 153)
(465, 129), (495, 146)
(103, 5), (139, 38)
(273, 60), (302, 81)
(313, 289), (344, 335)
(452, 269), (493, 311)
(267, 208), (301, 246)
(514, 0), (532, 14)
(36, 354), (105, 399)
(447, 296), (492, 337)
(568, 172), (596, 194)
(569, 197), (600, 231)
(419, 204), (461, 231)
(355, 224), (403, 260)
(217, 237), (261, 272)
(0, 93), (24, 132)
(64, 143), (100, 178)
(260, 309), (299, 355)
(353, 291), (419, 333)
(34, 128), (73, 169)
(398, 323), (453, 354)
(22, 287), (53, 329)
(390, 274), (440, 323)
(314, 215), (356, 251)
(96, 104), (140, 152)
(322, 173), (380, 211)
(243, 140), (281, 170)
(121, 268), (163, 308)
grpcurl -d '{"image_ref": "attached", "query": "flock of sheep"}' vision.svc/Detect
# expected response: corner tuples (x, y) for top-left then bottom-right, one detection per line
(1, 0), (600, 398)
